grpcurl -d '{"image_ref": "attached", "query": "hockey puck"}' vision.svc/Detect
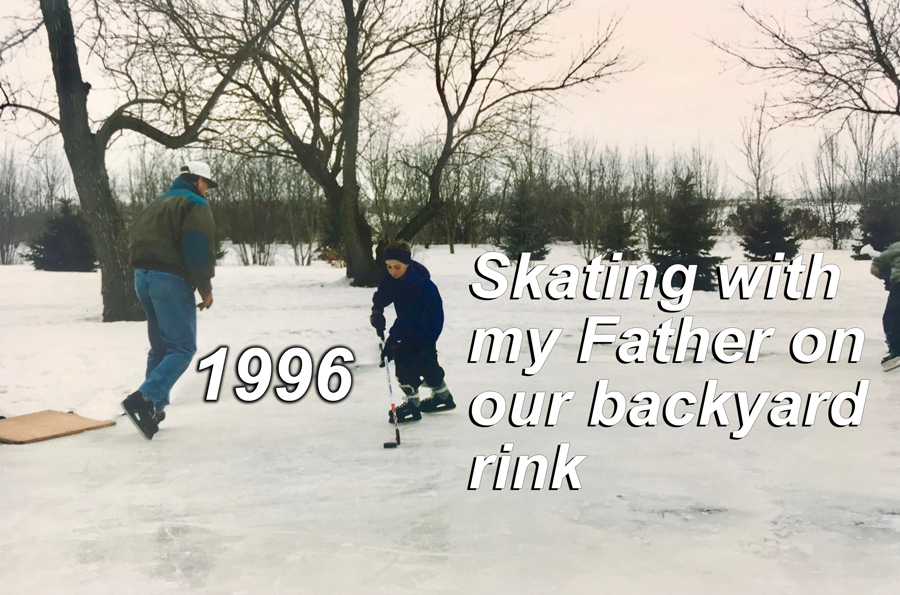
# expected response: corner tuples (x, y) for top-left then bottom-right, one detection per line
(383, 442), (397, 449)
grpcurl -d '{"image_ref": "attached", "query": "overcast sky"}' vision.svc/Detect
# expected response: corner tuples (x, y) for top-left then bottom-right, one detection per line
(542, 0), (825, 189)
(0, 0), (875, 194)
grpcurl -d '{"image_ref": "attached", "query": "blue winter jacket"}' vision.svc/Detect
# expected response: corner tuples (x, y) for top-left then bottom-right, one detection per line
(129, 177), (216, 295)
(372, 261), (444, 344)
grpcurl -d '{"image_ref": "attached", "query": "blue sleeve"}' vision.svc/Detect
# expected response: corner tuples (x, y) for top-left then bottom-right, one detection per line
(181, 203), (216, 295)
(182, 231), (213, 295)
(372, 274), (394, 311)
(424, 281), (444, 342)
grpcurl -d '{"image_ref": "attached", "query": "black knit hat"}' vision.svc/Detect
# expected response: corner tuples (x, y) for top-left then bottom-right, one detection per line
(384, 248), (411, 264)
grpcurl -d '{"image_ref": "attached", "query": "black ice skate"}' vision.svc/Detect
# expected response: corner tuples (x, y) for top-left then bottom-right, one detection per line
(419, 381), (456, 413)
(121, 391), (159, 440)
(389, 386), (422, 423)
(882, 353), (900, 372)
(388, 400), (421, 423)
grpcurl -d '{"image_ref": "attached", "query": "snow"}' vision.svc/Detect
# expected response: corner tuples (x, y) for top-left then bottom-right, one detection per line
(2, 241), (899, 594)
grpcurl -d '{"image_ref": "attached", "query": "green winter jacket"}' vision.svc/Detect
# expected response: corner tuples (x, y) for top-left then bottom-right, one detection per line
(129, 177), (216, 295)
(872, 241), (900, 285)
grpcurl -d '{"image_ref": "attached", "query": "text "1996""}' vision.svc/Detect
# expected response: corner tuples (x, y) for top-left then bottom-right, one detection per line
(197, 346), (355, 403)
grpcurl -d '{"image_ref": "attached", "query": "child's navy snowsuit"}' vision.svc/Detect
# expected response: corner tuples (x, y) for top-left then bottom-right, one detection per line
(372, 261), (445, 391)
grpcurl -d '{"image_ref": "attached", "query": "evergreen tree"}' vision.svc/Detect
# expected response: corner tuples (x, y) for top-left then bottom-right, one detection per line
(649, 174), (723, 291)
(731, 195), (801, 261)
(501, 183), (551, 260)
(857, 178), (900, 251)
(29, 199), (97, 272)
(597, 200), (640, 260)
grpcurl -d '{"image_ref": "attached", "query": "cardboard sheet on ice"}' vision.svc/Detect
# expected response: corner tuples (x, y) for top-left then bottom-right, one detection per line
(0, 410), (115, 444)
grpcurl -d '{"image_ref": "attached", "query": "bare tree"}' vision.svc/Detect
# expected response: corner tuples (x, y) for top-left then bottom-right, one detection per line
(848, 115), (900, 249)
(847, 112), (882, 201)
(394, 0), (634, 243)
(362, 114), (426, 243)
(438, 148), (496, 251)
(31, 143), (73, 214)
(561, 141), (636, 263)
(736, 94), (780, 201)
(211, 0), (427, 285)
(0, 0), (292, 320)
(678, 143), (727, 230)
(802, 133), (855, 248)
(219, 156), (282, 266)
(125, 143), (182, 208)
(454, 152), (494, 247)
(284, 162), (323, 266)
(717, 1), (900, 123)
(0, 147), (25, 264)
(631, 147), (667, 256)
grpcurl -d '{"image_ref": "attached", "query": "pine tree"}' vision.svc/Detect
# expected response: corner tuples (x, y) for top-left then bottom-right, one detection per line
(649, 174), (723, 291)
(857, 179), (900, 251)
(597, 200), (639, 259)
(732, 195), (801, 261)
(501, 183), (551, 260)
(29, 199), (97, 271)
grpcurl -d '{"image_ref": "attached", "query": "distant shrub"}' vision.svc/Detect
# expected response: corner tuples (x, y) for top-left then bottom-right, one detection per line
(857, 179), (900, 251)
(729, 195), (800, 261)
(321, 246), (346, 268)
(501, 184), (551, 260)
(787, 206), (822, 240)
(28, 199), (97, 272)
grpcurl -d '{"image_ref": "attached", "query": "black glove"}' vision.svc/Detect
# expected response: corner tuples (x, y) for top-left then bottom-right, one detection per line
(381, 335), (401, 362)
(370, 309), (386, 334)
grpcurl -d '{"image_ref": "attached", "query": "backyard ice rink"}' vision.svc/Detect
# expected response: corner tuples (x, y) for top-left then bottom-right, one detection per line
(2, 241), (899, 594)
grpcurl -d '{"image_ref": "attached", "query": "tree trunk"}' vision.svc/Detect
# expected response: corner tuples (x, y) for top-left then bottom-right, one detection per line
(40, 0), (143, 321)
(341, 0), (379, 286)
(446, 205), (456, 254)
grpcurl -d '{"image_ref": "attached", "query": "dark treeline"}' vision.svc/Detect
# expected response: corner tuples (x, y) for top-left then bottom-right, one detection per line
(119, 149), (324, 267)
(5, 0), (900, 316)
(5, 119), (900, 267)
(0, 144), (76, 264)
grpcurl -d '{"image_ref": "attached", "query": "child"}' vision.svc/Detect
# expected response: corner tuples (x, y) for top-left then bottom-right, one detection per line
(871, 241), (900, 371)
(370, 241), (455, 422)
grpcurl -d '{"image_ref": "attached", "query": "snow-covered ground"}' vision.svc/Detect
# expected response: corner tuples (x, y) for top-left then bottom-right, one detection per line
(2, 241), (899, 594)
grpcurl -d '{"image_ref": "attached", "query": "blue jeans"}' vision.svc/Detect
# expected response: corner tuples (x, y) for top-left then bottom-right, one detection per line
(135, 269), (197, 411)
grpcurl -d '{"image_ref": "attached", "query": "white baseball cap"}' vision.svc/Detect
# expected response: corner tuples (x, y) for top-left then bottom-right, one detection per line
(180, 161), (218, 188)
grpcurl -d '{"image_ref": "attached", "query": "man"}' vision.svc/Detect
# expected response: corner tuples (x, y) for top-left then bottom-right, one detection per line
(872, 241), (900, 371)
(122, 161), (218, 439)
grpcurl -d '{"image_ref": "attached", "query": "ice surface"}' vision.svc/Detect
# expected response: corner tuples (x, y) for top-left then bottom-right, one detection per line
(2, 241), (899, 594)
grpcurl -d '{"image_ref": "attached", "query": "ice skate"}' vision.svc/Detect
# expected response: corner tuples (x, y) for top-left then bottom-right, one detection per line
(388, 400), (421, 423)
(389, 385), (422, 423)
(419, 381), (456, 413)
(882, 353), (900, 372)
(121, 391), (159, 440)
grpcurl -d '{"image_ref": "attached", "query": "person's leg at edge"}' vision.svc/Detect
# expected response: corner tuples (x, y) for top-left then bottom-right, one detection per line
(884, 284), (900, 358)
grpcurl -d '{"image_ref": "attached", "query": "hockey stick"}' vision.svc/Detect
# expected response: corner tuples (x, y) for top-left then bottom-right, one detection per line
(379, 330), (401, 448)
